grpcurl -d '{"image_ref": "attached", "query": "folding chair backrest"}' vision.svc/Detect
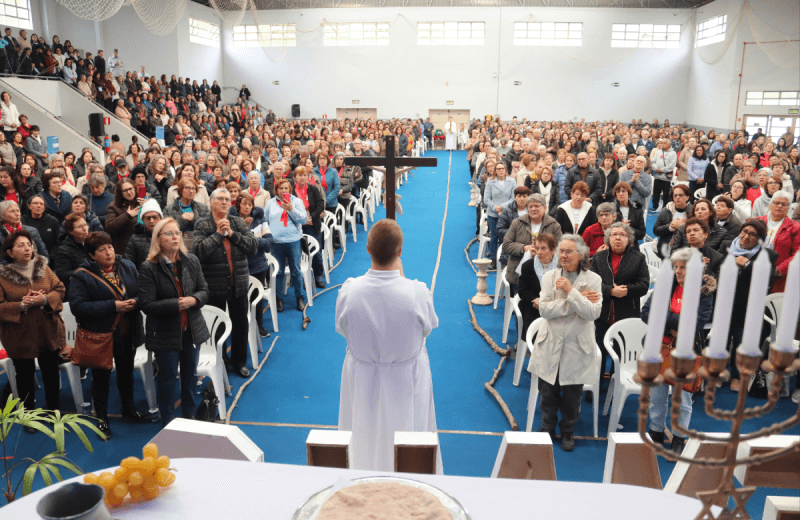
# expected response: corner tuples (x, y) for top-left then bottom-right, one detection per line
(248, 276), (264, 306)
(606, 318), (649, 369)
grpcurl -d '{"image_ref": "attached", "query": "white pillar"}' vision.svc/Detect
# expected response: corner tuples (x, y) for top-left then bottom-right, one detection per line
(94, 20), (103, 52)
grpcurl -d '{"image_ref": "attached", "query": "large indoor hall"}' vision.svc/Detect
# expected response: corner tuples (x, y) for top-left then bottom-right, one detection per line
(0, 0), (798, 518)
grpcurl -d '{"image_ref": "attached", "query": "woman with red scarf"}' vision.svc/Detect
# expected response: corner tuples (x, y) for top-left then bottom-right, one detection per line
(292, 166), (325, 289)
(265, 178), (307, 312)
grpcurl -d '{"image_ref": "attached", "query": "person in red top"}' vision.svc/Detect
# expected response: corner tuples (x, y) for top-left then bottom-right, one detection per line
(747, 168), (770, 207)
(589, 221), (650, 399)
(582, 202), (617, 257)
(757, 190), (800, 293)
(0, 166), (25, 206)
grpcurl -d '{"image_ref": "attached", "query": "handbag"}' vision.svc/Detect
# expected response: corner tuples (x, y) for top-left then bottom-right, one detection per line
(659, 336), (703, 394)
(70, 269), (123, 371)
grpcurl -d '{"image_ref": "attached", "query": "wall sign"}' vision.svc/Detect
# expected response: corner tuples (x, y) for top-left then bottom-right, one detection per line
(273, 81), (279, 85)
(789, 109), (799, 115)
(352, 100), (359, 104)
(446, 101), (454, 105)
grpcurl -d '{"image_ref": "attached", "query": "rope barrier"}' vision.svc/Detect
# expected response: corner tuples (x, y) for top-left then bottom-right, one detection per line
(430, 151), (452, 296)
(225, 335), (279, 424)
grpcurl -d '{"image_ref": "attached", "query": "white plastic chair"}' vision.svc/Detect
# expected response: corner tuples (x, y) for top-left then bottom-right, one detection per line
(197, 307), (232, 420)
(57, 304), (86, 410)
(132, 349), (157, 416)
(477, 210), (490, 260)
(264, 253), (279, 333)
(282, 235), (319, 307)
(601, 318), (649, 435)
(327, 209), (346, 253)
(509, 295), (529, 386)
(525, 321), (601, 437)
(319, 222), (332, 284)
(344, 198), (359, 242)
(500, 274), (515, 344)
(493, 246), (505, 309)
(0, 355), (17, 402)
(694, 187), (707, 200)
(247, 276), (265, 366)
(639, 240), (662, 271)
(763, 293), (783, 343)
(355, 190), (370, 232)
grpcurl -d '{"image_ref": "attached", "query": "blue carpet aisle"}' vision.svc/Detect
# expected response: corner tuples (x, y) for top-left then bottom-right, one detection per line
(4, 151), (798, 518)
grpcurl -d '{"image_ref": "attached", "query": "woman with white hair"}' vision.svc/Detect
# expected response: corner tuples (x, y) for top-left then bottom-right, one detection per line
(530, 234), (602, 452)
(757, 189), (800, 293)
(641, 247), (715, 454)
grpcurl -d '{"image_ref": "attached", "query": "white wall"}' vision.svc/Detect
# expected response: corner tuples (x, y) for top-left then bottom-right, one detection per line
(687, 0), (800, 132)
(35, 0), (224, 84)
(222, 6), (694, 121)
(25, 0), (800, 127)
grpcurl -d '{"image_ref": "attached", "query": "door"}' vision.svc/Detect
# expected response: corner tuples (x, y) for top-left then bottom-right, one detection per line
(768, 116), (796, 143)
(428, 109), (471, 133)
(335, 108), (377, 120)
(743, 115), (798, 144)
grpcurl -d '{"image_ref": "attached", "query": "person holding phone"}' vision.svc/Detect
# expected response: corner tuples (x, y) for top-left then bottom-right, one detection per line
(265, 179), (307, 312)
(132, 170), (161, 207)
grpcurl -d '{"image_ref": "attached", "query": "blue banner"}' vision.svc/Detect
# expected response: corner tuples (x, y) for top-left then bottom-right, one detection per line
(155, 127), (164, 140)
(46, 136), (59, 155)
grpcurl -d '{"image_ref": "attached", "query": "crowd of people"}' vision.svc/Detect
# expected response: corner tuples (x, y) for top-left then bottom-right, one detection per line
(1, 55), (799, 459)
(0, 100), (439, 437)
(466, 116), (799, 453)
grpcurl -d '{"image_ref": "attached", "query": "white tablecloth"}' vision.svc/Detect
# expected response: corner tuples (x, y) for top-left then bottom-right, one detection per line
(3, 458), (706, 519)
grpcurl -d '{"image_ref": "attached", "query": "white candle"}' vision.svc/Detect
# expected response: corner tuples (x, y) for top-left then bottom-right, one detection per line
(739, 250), (772, 356)
(642, 258), (673, 363)
(707, 254), (738, 358)
(674, 251), (704, 359)
(774, 253), (800, 352)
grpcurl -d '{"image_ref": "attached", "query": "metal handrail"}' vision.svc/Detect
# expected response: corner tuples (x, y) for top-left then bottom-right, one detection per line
(0, 77), (104, 154)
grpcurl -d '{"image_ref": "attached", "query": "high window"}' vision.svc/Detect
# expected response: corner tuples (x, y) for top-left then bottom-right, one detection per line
(611, 24), (680, 49)
(232, 24), (297, 48)
(189, 18), (220, 48)
(513, 22), (582, 46)
(745, 91), (800, 106)
(0, 0), (32, 31)
(696, 15), (727, 47)
(418, 22), (484, 46)
(323, 23), (390, 46)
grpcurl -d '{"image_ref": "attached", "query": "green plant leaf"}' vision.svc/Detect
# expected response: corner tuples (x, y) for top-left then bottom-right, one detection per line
(22, 464), (37, 496)
(67, 424), (94, 452)
(48, 456), (82, 477)
(68, 418), (106, 444)
(44, 462), (62, 482)
(38, 465), (53, 487)
(53, 419), (65, 454)
(2, 395), (18, 416)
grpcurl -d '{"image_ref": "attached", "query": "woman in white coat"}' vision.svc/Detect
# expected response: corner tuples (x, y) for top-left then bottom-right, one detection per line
(0, 92), (21, 141)
(531, 234), (602, 452)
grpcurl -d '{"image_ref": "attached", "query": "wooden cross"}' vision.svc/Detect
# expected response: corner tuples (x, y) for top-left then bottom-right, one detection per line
(344, 135), (437, 220)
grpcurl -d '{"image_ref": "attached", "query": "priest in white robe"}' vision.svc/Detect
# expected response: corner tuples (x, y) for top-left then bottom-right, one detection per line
(444, 116), (457, 151)
(335, 219), (441, 473)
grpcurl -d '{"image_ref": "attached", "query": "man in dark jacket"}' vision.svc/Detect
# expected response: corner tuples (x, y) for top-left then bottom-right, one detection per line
(193, 188), (258, 378)
(123, 201), (162, 270)
(94, 50), (106, 76)
(564, 152), (602, 204)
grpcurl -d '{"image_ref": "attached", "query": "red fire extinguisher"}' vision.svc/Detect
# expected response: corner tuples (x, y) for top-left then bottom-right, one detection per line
(104, 135), (110, 153)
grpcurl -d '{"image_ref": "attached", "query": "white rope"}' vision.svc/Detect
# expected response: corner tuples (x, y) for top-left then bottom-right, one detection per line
(430, 151), (451, 296)
(225, 335), (279, 424)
